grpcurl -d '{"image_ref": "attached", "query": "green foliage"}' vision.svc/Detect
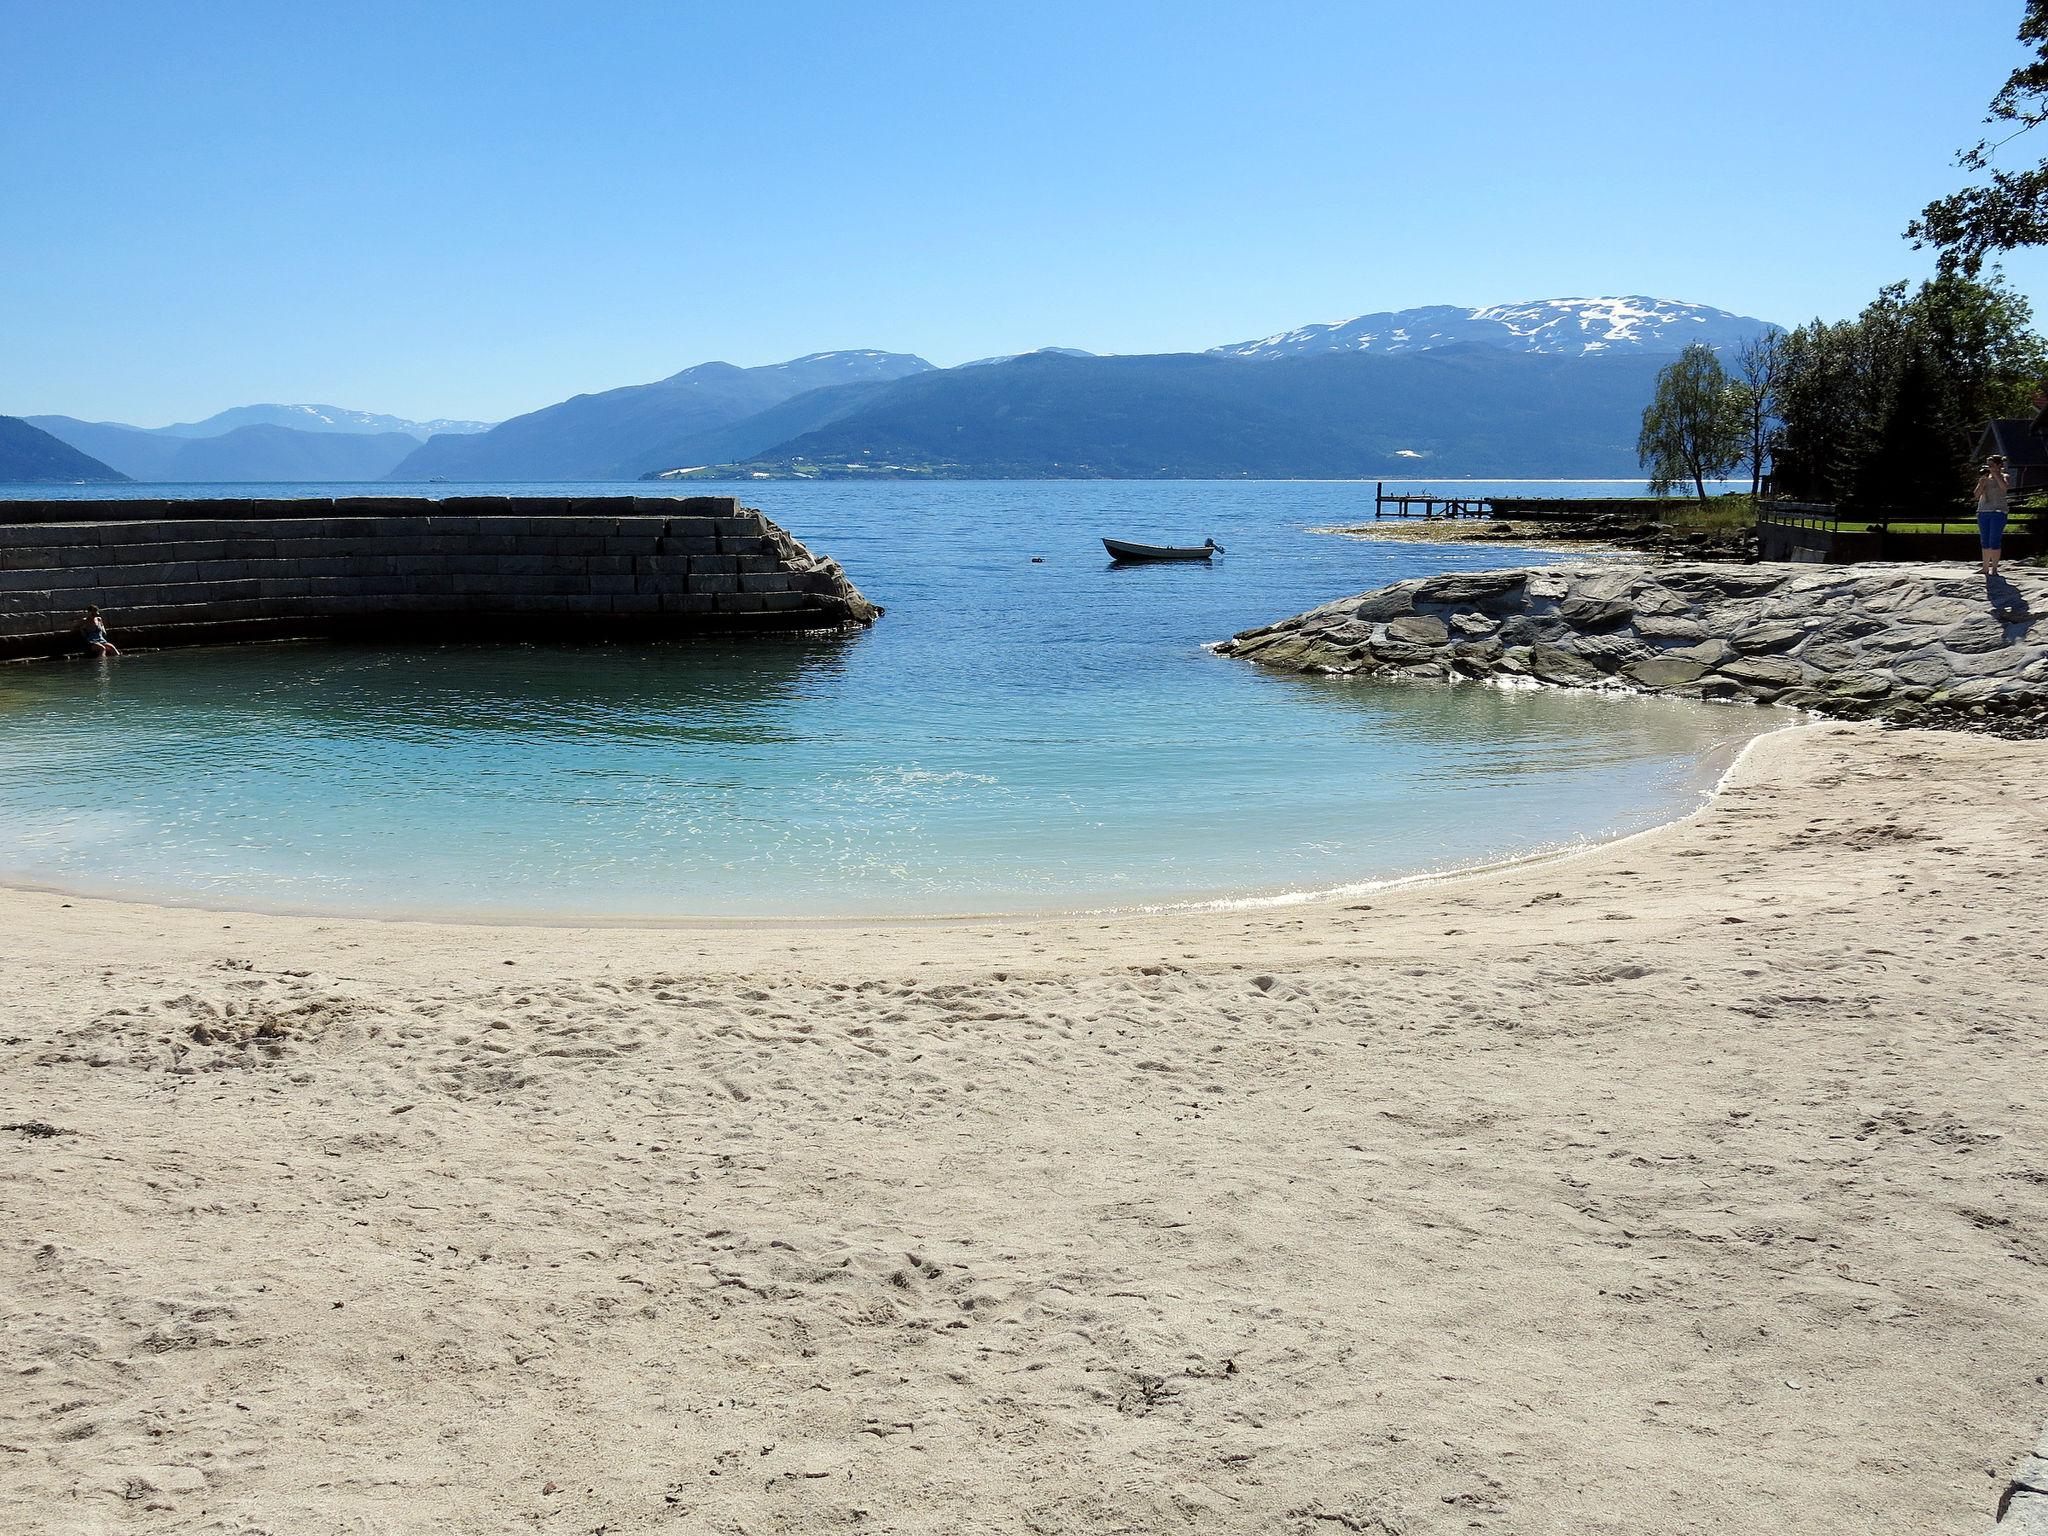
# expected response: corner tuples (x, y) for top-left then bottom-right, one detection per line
(1771, 273), (2048, 510)
(1637, 344), (1746, 501)
(1910, 1), (2048, 272)
(1731, 332), (1787, 496)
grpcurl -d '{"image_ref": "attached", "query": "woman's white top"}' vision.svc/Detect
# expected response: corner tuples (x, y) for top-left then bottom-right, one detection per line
(1979, 475), (2011, 511)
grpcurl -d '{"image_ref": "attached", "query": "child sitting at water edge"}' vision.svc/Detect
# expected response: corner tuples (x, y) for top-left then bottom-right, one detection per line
(77, 605), (120, 657)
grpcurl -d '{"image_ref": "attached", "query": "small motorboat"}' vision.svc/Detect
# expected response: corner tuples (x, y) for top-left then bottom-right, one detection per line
(1103, 536), (1224, 562)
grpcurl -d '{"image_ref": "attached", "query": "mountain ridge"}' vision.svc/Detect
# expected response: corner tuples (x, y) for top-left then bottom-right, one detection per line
(385, 350), (936, 481)
(24, 418), (426, 482)
(15, 297), (1784, 483)
(664, 346), (1680, 480)
(1210, 297), (1776, 361)
(0, 416), (131, 483)
(151, 404), (493, 439)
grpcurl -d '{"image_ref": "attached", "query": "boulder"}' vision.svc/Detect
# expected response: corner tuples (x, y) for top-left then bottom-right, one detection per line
(1827, 672), (1893, 699)
(1624, 656), (1709, 689)
(1772, 688), (1834, 712)
(1368, 638), (1437, 666)
(1634, 614), (1707, 643)
(1384, 614), (1450, 646)
(1242, 636), (1316, 669)
(1938, 617), (2014, 655)
(1495, 615), (1567, 648)
(1573, 633), (1652, 671)
(1901, 596), (1985, 626)
(1631, 585), (1693, 617)
(1450, 611), (1498, 637)
(1450, 638), (1504, 673)
(1557, 594), (1634, 630)
(1529, 644), (1604, 686)
(1351, 589), (1418, 622)
(1892, 653), (1955, 688)
(1410, 570), (1527, 607)
(1672, 638), (1734, 667)
(1729, 620), (1807, 654)
(1718, 655), (1804, 689)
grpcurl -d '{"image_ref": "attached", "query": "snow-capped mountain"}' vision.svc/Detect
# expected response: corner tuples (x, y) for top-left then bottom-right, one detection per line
(153, 404), (494, 439)
(1210, 297), (1778, 360)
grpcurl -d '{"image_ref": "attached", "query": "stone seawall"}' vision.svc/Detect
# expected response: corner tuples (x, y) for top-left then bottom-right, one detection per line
(0, 496), (877, 660)
(1217, 561), (2047, 731)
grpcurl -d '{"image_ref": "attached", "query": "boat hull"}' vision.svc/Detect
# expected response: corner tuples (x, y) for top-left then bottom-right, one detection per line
(1103, 538), (1214, 562)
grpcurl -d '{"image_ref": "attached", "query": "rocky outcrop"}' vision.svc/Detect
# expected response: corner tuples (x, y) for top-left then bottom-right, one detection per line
(1217, 561), (2047, 732)
(0, 495), (878, 660)
(1993, 1422), (2048, 1533)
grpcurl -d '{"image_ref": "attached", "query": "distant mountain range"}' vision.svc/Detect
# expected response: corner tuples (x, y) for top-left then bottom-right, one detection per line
(6, 299), (1781, 484)
(387, 351), (934, 481)
(23, 418), (433, 482)
(20, 404), (489, 484)
(150, 404), (493, 438)
(0, 416), (129, 483)
(697, 346), (1685, 480)
(1210, 297), (1776, 361)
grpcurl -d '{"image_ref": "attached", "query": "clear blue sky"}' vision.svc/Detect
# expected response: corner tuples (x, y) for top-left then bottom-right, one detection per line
(6, 0), (2045, 425)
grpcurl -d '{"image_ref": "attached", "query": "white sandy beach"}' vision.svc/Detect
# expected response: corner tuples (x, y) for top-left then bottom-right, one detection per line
(2, 721), (2043, 1535)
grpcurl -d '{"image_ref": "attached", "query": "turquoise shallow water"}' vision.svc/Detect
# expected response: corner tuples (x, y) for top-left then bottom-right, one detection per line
(0, 481), (1774, 918)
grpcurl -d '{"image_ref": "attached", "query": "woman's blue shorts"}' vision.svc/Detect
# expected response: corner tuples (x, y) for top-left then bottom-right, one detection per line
(1979, 504), (2008, 550)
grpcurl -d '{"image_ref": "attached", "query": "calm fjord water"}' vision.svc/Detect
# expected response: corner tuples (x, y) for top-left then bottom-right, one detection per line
(0, 481), (1773, 918)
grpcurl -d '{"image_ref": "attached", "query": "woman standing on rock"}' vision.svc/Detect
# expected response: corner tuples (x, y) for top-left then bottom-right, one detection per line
(1975, 453), (2010, 577)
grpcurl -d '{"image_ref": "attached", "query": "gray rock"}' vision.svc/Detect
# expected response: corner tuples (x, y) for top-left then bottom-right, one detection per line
(1558, 594), (1634, 630)
(1938, 617), (2014, 655)
(1665, 567), (1787, 598)
(1385, 614), (1450, 646)
(1827, 672), (1893, 699)
(1410, 570), (1527, 607)
(1495, 615), (1567, 648)
(1800, 642), (1864, 672)
(1901, 596), (1985, 626)
(1634, 614), (1707, 642)
(1569, 570), (1638, 602)
(1216, 560), (2047, 735)
(1369, 638), (1437, 666)
(1351, 589), (1417, 622)
(1719, 655), (1804, 688)
(1241, 635), (1316, 668)
(1574, 634), (1652, 671)
(1730, 620), (1807, 654)
(1893, 653), (1954, 687)
(1314, 620), (1375, 647)
(1772, 688), (1834, 711)
(1672, 638), (1734, 667)
(1625, 656), (1709, 688)
(1530, 644), (1604, 686)
(1807, 614), (1889, 644)
(1631, 585), (1693, 617)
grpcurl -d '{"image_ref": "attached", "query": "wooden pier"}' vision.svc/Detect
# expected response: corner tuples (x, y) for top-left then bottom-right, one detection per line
(1372, 483), (1496, 519)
